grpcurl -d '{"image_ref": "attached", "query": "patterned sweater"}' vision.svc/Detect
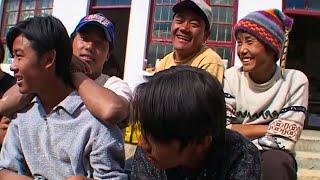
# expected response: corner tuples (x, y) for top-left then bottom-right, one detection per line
(224, 66), (309, 152)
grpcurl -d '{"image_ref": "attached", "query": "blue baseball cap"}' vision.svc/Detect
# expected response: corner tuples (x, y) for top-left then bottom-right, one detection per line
(73, 13), (115, 49)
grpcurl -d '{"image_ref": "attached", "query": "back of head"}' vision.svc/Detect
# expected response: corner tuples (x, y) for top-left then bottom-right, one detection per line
(234, 9), (293, 61)
(6, 15), (72, 85)
(132, 65), (226, 148)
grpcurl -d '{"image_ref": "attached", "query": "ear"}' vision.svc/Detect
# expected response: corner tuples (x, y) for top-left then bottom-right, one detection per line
(43, 50), (56, 70)
(204, 30), (210, 43)
(195, 135), (213, 152)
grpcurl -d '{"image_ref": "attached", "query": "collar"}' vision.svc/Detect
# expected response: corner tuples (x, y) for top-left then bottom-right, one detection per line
(32, 91), (83, 115)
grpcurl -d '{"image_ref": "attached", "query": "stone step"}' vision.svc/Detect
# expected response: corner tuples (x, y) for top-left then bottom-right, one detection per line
(296, 151), (320, 170)
(298, 169), (320, 180)
(296, 130), (320, 152)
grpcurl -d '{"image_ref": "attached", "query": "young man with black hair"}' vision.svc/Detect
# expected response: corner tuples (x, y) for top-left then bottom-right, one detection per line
(130, 66), (261, 179)
(0, 16), (127, 179)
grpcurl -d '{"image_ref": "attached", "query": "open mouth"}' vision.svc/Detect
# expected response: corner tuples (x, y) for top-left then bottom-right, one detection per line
(79, 54), (95, 62)
(176, 34), (191, 42)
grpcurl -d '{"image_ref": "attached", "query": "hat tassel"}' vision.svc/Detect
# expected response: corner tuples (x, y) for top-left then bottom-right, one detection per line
(280, 27), (291, 76)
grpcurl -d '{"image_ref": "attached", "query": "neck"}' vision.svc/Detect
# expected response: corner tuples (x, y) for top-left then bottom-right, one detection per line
(249, 64), (277, 84)
(37, 77), (73, 114)
(174, 45), (203, 63)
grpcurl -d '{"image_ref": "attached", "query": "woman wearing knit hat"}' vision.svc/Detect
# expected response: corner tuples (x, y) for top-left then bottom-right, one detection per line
(224, 9), (309, 180)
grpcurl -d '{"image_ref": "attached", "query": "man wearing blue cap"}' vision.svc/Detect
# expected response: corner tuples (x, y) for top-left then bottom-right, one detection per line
(0, 13), (132, 127)
(69, 13), (132, 125)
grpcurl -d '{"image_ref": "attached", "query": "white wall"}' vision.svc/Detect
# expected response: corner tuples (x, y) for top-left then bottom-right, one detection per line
(234, 0), (282, 67)
(52, 0), (89, 35)
(123, 0), (151, 91)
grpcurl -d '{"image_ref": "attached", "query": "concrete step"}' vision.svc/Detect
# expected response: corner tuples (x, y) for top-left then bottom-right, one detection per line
(298, 169), (320, 180)
(296, 130), (320, 152)
(296, 151), (320, 170)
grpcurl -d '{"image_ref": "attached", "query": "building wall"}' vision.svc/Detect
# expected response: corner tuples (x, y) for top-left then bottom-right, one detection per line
(0, 0), (283, 90)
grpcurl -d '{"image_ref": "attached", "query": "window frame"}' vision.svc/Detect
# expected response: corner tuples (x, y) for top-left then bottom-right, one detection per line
(90, 0), (131, 10)
(283, 0), (320, 16)
(146, 0), (238, 69)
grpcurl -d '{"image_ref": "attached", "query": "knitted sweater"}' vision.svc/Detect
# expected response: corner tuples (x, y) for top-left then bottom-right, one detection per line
(224, 66), (309, 152)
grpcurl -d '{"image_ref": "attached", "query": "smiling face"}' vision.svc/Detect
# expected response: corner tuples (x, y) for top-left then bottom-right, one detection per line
(72, 24), (109, 79)
(171, 9), (209, 59)
(10, 34), (44, 94)
(236, 31), (276, 74)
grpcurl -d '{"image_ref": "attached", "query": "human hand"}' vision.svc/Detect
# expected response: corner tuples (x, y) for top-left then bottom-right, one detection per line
(70, 55), (92, 75)
(0, 116), (10, 145)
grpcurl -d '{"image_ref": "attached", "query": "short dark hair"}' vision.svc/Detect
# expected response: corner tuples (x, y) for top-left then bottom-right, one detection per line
(0, 42), (4, 63)
(6, 16), (72, 85)
(132, 65), (226, 150)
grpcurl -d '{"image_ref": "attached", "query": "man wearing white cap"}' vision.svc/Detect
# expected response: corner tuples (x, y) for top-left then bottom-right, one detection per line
(155, 0), (224, 84)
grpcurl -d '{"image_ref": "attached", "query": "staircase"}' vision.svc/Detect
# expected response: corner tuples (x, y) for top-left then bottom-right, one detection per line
(296, 129), (320, 180)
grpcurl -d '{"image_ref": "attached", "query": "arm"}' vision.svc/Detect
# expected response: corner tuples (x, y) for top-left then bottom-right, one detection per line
(0, 120), (31, 178)
(230, 124), (268, 140)
(265, 71), (309, 151)
(0, 84), (34, 116)
(65, 175), (93, 180)
(90, 125), (127, 179)
(0, 170), (32, 180)
(72, 72), (130, 124)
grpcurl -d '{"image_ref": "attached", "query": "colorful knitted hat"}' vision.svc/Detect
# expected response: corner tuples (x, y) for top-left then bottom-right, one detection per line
(234, 9), (293, 61)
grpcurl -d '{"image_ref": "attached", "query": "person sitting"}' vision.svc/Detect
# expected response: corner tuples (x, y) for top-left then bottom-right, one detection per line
(130, 65), (261, 180)
(0, 16), (127, 179)
(224, 9), (309, 180)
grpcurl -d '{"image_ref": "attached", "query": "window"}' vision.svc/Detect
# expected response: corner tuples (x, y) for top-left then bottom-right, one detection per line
(284, 0), (320, 15)
(91, 0), (131, 9)
(1, 0), (54, 63)
(146, 0), (238, 70)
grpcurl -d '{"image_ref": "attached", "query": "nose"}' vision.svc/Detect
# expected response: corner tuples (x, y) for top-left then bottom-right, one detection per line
(238, 44), (248, 56)
(9, 58), (18, 73)
(180, 21), (190, 32)
(84, 41), (93, 51)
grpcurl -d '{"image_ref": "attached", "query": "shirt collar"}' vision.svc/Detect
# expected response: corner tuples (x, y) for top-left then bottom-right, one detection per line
(32, 91), (83, 115)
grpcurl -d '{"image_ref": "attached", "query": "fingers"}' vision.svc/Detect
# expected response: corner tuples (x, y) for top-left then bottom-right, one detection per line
(70, 55), (92, 75)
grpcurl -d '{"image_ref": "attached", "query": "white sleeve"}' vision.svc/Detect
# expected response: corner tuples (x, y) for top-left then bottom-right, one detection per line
(103, 76), (133, 103)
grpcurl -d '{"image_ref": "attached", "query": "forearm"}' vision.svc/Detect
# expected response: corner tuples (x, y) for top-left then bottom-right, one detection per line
(0, 169), (32, 180)
(0, 84), (34, 116)
(73, 73), (129, 124)
(230, 124), (268, 140)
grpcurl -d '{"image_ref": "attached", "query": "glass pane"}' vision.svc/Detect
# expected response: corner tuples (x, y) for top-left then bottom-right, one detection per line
(212, 7), (233, 23)
(6, 0), (19, 11)
(4, 46), (12, 64)
(5, 12), (18, 25)
(39, 0), (53, 8)
(209, 24), (231, 42)
(286, 0), (305, 9)
(20, 11), (35, 21)
(213, 47), (231, 62)
(156, 0), (177, 4)
(21, 0), (36, 10)
(39, 9), (52, 16)
(155, 6), (173, 21)
(147, 43), (173, 68)
(152, 22), (171, 39)
(93, 0), (131, 6)
(210, 0), (233, 6)
(308, 0), (320, 10)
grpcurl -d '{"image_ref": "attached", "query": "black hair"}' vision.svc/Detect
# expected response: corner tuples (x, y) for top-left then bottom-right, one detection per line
(0, 42), (4, 63)
(6, 15), (72, 85)
(132, 65), (226, 150)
